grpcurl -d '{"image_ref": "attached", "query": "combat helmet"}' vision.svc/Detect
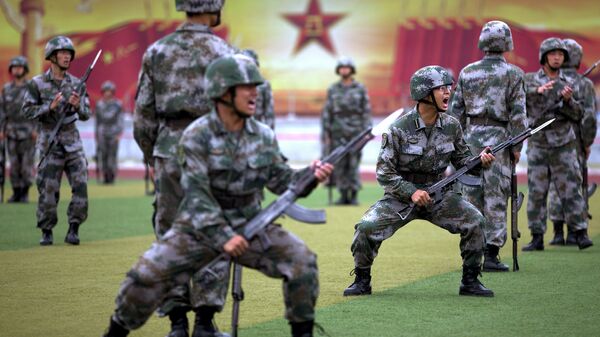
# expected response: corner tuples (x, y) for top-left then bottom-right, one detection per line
(409, 65), (453, 101)
(44, 36), (76, 61)
(241, 49), (260, 67)
(101, 81), (116, 92)
(205, 54), (264, 99)
(539, 37), (569, 65)
(336, 56), (356, 75)
(175, 0), (224, 13)
(8, 56), (29, 74)
(562, 39), (583, 69)
(478, 20), (513, 52)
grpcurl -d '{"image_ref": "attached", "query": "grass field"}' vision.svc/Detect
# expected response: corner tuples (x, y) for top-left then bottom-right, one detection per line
(0, 180), (599, 337)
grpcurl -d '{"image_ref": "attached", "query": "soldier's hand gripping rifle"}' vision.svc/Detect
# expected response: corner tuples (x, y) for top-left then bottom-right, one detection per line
(397, 118), (556, 220)
(510, 151), (524, 271)
(38, 50), (102, 169)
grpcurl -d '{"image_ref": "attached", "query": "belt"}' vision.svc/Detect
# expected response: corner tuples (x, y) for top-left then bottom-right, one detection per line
(468, 116), (508, 127)
(400, 172), (444, 185)
(161, 116), (196, 129)
(212, 191), (259, 210)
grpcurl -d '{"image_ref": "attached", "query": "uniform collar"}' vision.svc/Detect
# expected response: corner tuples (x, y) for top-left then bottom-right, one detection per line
(43, 68), (73, 83)
(412, 106), (444, 131)
(209, 109), (257, 136)
(176, 21), (213, 34)
(483, 54), (506, 62)
(537, 67), (567, 82)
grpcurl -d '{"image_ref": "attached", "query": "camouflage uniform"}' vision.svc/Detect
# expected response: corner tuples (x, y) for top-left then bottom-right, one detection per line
(108, 55), (319, 334)
(95, 82), (124, 183)
(524, 38), (590, 247)
(548, 39), (597, 240)
(449, 21), (527, 269)
(22, 37), (90, 243)
(322, 57), (371, 203)
(1, 57), (37, 201)
(345, 66), (493, 298)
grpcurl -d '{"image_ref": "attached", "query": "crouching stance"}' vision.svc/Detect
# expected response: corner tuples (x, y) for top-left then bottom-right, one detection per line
(103, 55), (333, 337)
(343, 66), (496, 298)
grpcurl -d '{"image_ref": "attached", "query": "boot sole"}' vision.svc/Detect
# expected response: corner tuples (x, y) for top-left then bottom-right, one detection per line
(482, 267), (509, 272)
(343, 290), (372, 296)
(578, 243), (593, 250)
(459, 290), (494, 297)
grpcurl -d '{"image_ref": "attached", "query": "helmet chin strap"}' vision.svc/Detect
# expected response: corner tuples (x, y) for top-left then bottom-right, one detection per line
(419, 92), (446, 112)
(217, 87), (251, 119)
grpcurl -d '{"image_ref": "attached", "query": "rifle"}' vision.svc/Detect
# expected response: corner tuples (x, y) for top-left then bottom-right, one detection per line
(510, 151), (524, 272)
(38, 49), (102, 169)
(397, 118), (556, 220)
(230, 263), (244, 337)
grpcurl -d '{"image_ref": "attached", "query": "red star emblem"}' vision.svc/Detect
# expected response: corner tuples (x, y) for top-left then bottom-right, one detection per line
(282, 0), (346, 55)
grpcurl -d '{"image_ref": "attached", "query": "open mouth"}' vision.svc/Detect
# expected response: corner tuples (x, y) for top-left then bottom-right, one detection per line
(247, 98), (256, 111)
(441, 97), (449, 109)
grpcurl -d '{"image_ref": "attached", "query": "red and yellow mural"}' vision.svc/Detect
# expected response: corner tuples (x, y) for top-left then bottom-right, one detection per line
(1, 0), (599, 115)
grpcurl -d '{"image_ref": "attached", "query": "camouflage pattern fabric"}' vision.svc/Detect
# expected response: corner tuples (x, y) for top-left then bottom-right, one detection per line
(409, 65), (453, 101)
(22, 68), (90, 229)
(132, 21), (236, 314)
(175, 0), (224, 13)
(109, 111), (319, 330)
(44, 36), (75, 60)
(253, 80), (275, 129)
(448, 53), (527, 247)
(322, 80), (371, 192)
(2, 81), (37, 189)
(525, 67), (588, 234)
(351, 107), (486, 270)
(95, 98), (123, 180)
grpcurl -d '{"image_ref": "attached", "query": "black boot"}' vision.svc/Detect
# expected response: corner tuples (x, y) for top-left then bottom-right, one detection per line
(65, 223), (80, 245)
(566, 229), (577, 246)
(482, 244), (509, 272)
(522, 233), (544, 251)
(343, 267), (372, 296)
(348, 190), (358, 205)
(335, 190), (348, 205)
(40, 229), (53, 246)
(167, 308), (189, 337)
(575, 229), (593, 250)
(290, 320), (313, 337)
(103, 317), (129, 337)
(19, 186), (30, 203)
(8, 187), (20, 203)
(549, 221), (565, 245)
(459, 266), (494, 297)
(192, 306), (230, 337)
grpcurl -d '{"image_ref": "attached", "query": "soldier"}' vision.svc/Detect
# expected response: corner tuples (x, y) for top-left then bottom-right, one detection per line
(95, 80), (123, 184)
(343, 66), (496, 298)
(322, 56), (371, 205)
(103, 54), (333, 337)
(522, 37), (593, 251)
(0, 56), (37, 202)
(132, 0), (237, 335)
(448, 21), (527, 272)
(241, 49), (275, 129)
(547, 39), (597, 246)
(22, 36), (90, 246)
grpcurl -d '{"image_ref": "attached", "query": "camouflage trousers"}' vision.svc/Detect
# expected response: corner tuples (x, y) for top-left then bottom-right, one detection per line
(331, 136), (362, 192)
(111, 223), (319, 330)
(527, 142), (587, 234)
(460, 149), (511, 247)
(351, 192), (485, 270)
(548, 148), (586, 223)
(153, 156), (228, 314)
(7, 136), (36, 188)
(36, 147), (88, 229)
(97, 135), (119, 180)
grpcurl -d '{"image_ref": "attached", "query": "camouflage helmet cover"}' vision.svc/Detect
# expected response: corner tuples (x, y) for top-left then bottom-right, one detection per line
(8, 56), (29, 74)
(205, 54), (265, 99)
(241, 49), (260, 67)
(562, 38), (582, 69)
(44, 36), (76, 60)
(175, 0), (224, 13)
(101, 80), (116, 92)
(336, 56), (356, 75)
(539, 37), (569, 65)
(478, 20), (513, 52)
(410, 65), (453, 101)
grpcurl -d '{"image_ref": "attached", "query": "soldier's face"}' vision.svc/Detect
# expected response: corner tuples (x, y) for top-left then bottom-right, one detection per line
(55, 50), (72, 69)
(432, 85), (451, 111)
(338, 67), (352, 78)
(546, 50), (565, 69)
(233, 84), (258, 116)
(102, 90), (114, 99)
(10, 66), (25, 78)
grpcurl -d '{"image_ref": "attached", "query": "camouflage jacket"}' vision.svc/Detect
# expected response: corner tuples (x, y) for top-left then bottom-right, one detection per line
(95, 98), (124, 138)
(134, 21), (236, 163)
(322, 79), (371, 139)
(22, 69), (90, 153)
(1, 81), (36, 140)
(377, 107), (475, 202)
(525, 68), (585, 148)
(174, 110), (305, 250)
(562, 68), (597, 148)
(253, 80), (275, 129)
(449, 54), (528, 152)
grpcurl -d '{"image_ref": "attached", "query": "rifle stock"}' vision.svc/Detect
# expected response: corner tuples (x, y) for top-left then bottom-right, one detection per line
(510, 151), (521, 271)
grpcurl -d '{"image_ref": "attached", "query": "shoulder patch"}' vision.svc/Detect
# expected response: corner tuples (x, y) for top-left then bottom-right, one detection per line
(381, 133), (389, 148)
